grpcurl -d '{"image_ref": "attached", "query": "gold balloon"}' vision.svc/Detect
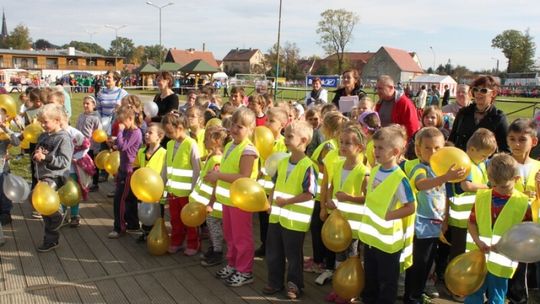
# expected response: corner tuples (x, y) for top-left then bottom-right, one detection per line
(130, 167), (164, 203)
(430, 147), (471, 183)
(445, 249), (487, 297)
(57, 178), (81, 207)
(92, 129), (108, 143)
(20, 139), (30, 149)
(32, 181), (60, 216)
(230, 177), (270, 212)
(0, 94), (18, 118)
(322, 210), (353, 252)
(253, 126), (274, 159)
(333, 256), (365, 300)
(94, 150), (111, 170)
(180, 202), (207, 227)
(23, 122), (44, 144)
(147, 218), (170, 256)
(205, 118), (222, 128)
(104, 151), (120, 176)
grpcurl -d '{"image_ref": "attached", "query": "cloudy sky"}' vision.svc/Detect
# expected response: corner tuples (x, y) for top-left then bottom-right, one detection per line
(4, 0), (540, 71)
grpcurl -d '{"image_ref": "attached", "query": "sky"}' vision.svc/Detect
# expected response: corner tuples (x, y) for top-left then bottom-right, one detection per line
(4, 0), (540, 72)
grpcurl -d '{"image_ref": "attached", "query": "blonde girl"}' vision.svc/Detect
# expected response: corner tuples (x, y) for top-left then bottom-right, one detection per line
(186, 105), (207, 159)
(205, 107), (259, 287)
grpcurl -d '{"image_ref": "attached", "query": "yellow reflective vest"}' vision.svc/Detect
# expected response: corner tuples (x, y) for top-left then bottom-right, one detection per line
(166, 137), (199, 197)
(258, 135), (287, 194)
(448, 161), (488, 228)
(311, 139), (337, 201)
(189, 154), (223, 218)
(515, 159), (540, 194)
(136, 146), (166, 175)
(465, 189), (528, 279)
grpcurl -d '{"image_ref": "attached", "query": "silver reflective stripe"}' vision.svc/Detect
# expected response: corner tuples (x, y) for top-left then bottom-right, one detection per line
(200, 183), (214, 196)
(169, 168), (193, 177)
(358, 223), (404, 245)
(349, 221), (361, 231)
(363, 206), (394, 229)
(270, 205), (282, 216)
(449, 209), (471, 220)
(317, 172), (324, 180)
(168, 180), (192, 190)
(334, 200), (364, 214)
(215, 186), (229, 197)
(400, 243), (413, 263)
(280, 208), (311, 223)
(213, 202), (223, 211)
(190, 191), (210, 205)
(450, 195), (476, 206)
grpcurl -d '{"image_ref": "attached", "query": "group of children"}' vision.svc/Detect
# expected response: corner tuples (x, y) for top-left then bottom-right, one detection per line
(3, 79), (539, 304)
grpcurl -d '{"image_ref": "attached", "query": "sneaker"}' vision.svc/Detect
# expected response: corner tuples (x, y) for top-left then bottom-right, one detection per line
(70, 217), (80, 228)
(424, 285), (439, 298)
(136, 234), (147, 244)
(37, 242), (59, 252)
(201, 251), (223, 267)
(315, 269), (333, 286)
(262, 285), (283, 295)
(184, 248), (199, 256)
(0, 214), (12, 225)
(126, 227), (141, 234)
(305, 261), (324, 273)
(200, 246), (214, 260)
(31, 211), (42, 219)
(303, 257), (314, 269)
(216, 265), (236, 279)
(89, 185), (99, 192)
(107, 190), (115, 198)
(108, 231), (120, 239)
(286, 281), (301, 300)
(168, 245), (184, 254)
(225, 271), (253, 287)
(254, 245), (265, 258)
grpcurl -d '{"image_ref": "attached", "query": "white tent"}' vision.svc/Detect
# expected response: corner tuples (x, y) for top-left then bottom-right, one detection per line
(212, 72), (228, 79)
(410, 74), (458, 97)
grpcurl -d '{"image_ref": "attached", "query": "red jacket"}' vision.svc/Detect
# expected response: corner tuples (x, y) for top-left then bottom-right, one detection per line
(375, 92), (420, 140)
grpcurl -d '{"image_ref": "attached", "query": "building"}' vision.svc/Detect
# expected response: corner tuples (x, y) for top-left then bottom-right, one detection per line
(164, 48), (219, 71)
(222, 48), (266, 75)
(361, 46), (424, 84)
(410, 74), (458, 97)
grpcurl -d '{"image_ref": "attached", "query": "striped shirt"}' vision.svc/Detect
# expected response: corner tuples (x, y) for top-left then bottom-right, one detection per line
(96, 87), (128, 117)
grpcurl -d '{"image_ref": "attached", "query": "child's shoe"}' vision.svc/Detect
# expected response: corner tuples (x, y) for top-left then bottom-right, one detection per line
(201, 251), (223, 267)
(184, 248), (199, 256)
(107, 231), (120, 239)
(286, 281), (301, 300)
(167, 245), (183, 254)
(216, 265), (236, 279)
(70, 217), (80, 228)
(37, 241), (59, 252)
(225, 271), (253, 287)
(31, 211), (42, 219)
(315, 269), (333, 286)
(200, 246), (214, 260)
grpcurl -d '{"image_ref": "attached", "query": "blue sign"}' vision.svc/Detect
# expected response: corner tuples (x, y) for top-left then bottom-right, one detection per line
(306, 75), (340, 88)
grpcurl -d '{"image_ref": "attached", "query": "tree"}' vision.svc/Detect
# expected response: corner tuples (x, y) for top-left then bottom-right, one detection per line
(266, 43), (285, 77)
(108, 36), (135, 63)
(34, 39), (58, 50)
(144, 45), (167, 65)
(63, 41), (107, 55)
(492, 29), (536, 72)
(316, 9), (359, 75)
(6, 24), (32, 50)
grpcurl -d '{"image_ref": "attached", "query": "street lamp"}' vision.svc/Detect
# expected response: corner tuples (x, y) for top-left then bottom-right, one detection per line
(491, 57), (500, 74)
(274, 0), (283, 99)
(146, 1), (174, 66)
(429, 46), (436, 72)
(85, 30), (98, 44)
(105, 24), (127, 71)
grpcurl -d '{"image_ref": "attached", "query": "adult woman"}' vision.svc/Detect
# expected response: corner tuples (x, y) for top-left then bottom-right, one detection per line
(448, 76), (508, 152)
(305, 77), (328, 108)
(442, 84), (471, 116)
(148, 71), (179, 123)
(96, 71), (128, 134)
(332, 69), (366, 113)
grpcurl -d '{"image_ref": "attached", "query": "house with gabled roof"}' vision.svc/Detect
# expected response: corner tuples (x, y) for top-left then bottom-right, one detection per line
(164, 48), (219, 70)
(222, 48), (266, 75)
(361, 46), (424, 84)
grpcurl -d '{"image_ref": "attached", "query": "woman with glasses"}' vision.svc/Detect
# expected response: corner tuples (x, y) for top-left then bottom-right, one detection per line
(448, 75), (509, 152)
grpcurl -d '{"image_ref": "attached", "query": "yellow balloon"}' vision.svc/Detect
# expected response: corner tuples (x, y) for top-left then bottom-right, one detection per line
(444, 249), (487, 297)
(430, 147), (471, 183)
(0, 129), (9, 141)
(23, 122), (44, 144)
(147, 218), (170, 256)
(57, 178), (81, 207)
(92, 129), (108, 143)
(333, 256), (365, 300)
(130, 167), (164, 203)
(0, 94), (18, 118)
(253, 126), (274, 159)
(20, 139), (30, 149)
(180, 202), (207, 227)
(94, 150), (110, 170)
(322, 210), (353, 252)
(104, 151), (120, 176)
(32, 181), (60, 216)
(230, 177), (270, 212)
(205, 118), (222, 128)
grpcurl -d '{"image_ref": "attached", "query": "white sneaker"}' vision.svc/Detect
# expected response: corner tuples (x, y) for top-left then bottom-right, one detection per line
(108, 231), (120, 239)
(424, 285), (439, 298)
(315, 269), (333, 286)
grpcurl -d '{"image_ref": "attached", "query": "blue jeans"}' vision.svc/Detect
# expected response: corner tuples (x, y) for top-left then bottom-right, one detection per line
(465, 272), (507, 304)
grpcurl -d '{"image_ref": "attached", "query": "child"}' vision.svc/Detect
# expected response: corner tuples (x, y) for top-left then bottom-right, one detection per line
(305, 108), (324, 157)
(0, 108), (20, 226)
(229, 87), (245, 108)
(263, 120), (316, 299)
(205, 107), (259, 287)
(256, 107), (289, 257)
(195, 126), (228, 266)
(405, 106), (448, 160)
(76, 96), (102, 192)
(358, 125), (416, 304)
(220, 102), (235, 121)
(324, 123), (369, 303)
(134, 123), (166, 242)
(247, 94), (267, 126)
(107, 105), (143, 239)
(466, 153), (532, 304)
(33, 104), (74, 252)
(161, 110), (201, 255)
(186, 105), (207, 160)
(403, 127), (466, 304)
(358, 110), (381, 168)
(357, 96), (374, 115)
(25, 89), (45, 215)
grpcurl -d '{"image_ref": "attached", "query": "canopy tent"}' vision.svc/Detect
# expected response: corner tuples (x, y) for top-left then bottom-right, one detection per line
(410, 74), (458, 97)
(212, 71), (228, 79)
(140, 63), (158, 74)
(159, 62), (183, 72)
(180, 59), (218, 74)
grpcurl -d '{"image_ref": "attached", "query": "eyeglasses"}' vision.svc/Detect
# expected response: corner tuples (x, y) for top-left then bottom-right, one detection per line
(471, 87), (493, 95)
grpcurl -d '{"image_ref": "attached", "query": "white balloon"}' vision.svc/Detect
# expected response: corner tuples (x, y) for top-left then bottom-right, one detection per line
(3, 174), (29, 203)
(138, 202), (160, 226)
(264, 152), (290, 177)
(144, 102), (159, 118)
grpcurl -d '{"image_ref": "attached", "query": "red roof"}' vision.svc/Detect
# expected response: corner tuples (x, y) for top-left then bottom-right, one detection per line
(166, 49), (219, 68)
(382, 46), (423, 73)
(223, 49), (259, 61)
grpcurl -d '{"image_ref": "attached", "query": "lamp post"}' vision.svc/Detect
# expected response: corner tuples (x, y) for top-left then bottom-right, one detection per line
(146, 1), (174, 67)
(491, 57), (500, 74)
(274, 0), (283, 99)
(85, 30), (98, 44)
(429, 46), (436, 72)
(105, 24), (126, 71)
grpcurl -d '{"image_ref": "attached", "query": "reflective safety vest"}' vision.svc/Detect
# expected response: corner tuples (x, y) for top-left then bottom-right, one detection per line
(311, 139), (337, 201)
(189, 154), (223, 218)
(136, 146), (166, 175)
(215, 139), (259, 207)
(403, 159), (420, 178)
(358, 165), (416, 271)
(194, 129), (207, 159)
(258, 135), (287, 194)
(270, 156), (315, 232)
(448, 161), (488, 228)
(465, 189), (528, 279)
(166, 137), (199, 197)
(365, 140), (375, 168)
(331, 159), (368, 239)
(515, 159), (540, 194)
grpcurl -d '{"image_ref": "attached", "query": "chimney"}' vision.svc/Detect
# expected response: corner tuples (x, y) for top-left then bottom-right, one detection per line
(68, 47), (75, 56)
(202, 43), (205, 52)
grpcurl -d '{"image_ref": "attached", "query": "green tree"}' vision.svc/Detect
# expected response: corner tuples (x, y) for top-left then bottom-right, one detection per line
(492, 29), (536, 72)
(63, 41), (107, 55)
(144, 45), (167, 65)
(34, 39), (58, 50)
(266, 43), (285, 77)
(108, 37), (135, 63)
(6, 24), (32, 50)
(316, 9), (359, 75)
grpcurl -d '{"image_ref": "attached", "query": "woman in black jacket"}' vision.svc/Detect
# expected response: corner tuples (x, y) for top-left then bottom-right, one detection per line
(332, 69), (366, 113)
(448, 75), (509, 152)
